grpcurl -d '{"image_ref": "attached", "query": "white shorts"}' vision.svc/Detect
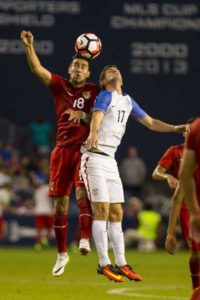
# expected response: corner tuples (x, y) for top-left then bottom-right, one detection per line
(81, 151), (124, 203)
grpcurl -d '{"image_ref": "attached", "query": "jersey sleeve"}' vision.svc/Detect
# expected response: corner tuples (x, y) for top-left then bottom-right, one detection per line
(49, 73), (63, 91)
(158, 146), (175, 170)
(93, 90), (112, 113)
(130, 98), (148, 120)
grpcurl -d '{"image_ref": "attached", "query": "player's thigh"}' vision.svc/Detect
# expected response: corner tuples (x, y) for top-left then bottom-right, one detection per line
(81, 153), (110, 202)
(74, 152), (88, 200)
(105, 157), (124, 204)
(108, 179), (124, 204)
(49, 146), (76, 197)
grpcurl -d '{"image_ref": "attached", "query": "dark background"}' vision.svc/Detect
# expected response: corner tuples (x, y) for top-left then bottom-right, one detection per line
(0, 0), (200, 176)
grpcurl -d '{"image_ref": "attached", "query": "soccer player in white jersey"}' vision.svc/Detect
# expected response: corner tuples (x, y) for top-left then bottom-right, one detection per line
(81, 65), (186, 282)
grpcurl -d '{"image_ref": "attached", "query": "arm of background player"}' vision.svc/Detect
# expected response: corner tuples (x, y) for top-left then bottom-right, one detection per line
(138, 115), (186, 133)
(152, 165), (179, 189)
(165, 185), (183, 254)
(179, 149), (199, 214)
(20, 30), (51, 86)
(86, 111), (104, 149)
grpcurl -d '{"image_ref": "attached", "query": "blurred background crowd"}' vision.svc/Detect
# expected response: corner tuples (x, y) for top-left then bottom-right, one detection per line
(0, 115), (182, 252)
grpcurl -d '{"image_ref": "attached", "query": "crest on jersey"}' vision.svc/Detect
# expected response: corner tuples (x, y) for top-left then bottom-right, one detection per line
(49, 182), (54, 191)
(82, 91), (91, 99)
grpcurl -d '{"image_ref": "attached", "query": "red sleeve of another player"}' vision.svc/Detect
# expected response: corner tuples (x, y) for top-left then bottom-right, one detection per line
(158, 147), (175, 170)
(90, 85), (100, 110)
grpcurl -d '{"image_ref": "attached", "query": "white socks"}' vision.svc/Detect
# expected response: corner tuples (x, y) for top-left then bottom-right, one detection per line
(108, 221), (127, 266)
(92, 220), (111, 267)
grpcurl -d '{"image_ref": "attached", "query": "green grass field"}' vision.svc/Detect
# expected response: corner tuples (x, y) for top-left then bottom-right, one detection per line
(0, 248), (191, 300)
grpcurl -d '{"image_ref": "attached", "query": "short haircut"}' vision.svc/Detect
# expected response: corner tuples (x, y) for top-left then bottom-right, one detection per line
(70, 54), (91, 70)
(99, 64), (119, 87)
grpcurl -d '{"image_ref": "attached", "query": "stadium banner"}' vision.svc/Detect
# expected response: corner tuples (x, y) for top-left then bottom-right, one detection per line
(1, 213), (78, 246)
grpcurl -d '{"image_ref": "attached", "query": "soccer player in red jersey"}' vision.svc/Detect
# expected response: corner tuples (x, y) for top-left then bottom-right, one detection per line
(179, 118), (200, 299)
(20, 30), (100, 276)
(180, 118), (200, 241)
(152, 118), (200, 290)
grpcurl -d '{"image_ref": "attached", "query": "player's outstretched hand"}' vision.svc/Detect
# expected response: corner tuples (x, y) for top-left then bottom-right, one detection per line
(167, 174), (179, 189)
(20, 30), (34, 47)
(86, 131), (98, 149)
(174, 125), (187, 133)
(189, 213), (200, 243)
(165, 234), (176, 255)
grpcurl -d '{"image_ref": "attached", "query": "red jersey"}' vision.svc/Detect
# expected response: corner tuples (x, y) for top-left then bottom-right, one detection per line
(186, 117), (200, 204)
(49, 74), (100, 147)
(158, 144), (183, 179)
(158, 144), (186, 209)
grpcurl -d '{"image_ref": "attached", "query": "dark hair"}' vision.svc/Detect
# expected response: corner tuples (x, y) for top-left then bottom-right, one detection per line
(99, 64), (119, 87)
(70, 53), (91, 69)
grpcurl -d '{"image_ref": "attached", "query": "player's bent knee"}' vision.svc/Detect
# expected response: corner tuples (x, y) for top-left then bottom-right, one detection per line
(93, 203), (109, 220)
(53, 196), (69, 212)
(109, 204), (123, 221)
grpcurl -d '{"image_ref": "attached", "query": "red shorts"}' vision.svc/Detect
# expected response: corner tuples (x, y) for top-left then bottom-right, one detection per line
(35, 215), (53, 229)
(179, 208), (200, 252)
(49, 146), (84, 197)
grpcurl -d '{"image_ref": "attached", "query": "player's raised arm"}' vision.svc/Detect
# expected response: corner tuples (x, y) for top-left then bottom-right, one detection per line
(138, 115), (186, 133)
(86, 110), (104, 149)
(86, 90), (112, 149)
(20, 30), (51, 86)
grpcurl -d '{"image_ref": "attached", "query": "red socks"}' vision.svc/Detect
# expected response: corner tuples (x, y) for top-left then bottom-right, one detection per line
(53, 212), (68, 253)
(190, 255), (200, 289)
(77, 197), (93, 239)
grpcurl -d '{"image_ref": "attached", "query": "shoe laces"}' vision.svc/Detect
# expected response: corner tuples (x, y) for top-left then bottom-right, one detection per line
(105, 264), (119, 275)
(120, 264), (135, 273)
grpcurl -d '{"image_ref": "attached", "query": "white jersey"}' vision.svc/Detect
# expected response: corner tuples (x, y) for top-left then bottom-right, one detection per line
(93, 90), (147, 157)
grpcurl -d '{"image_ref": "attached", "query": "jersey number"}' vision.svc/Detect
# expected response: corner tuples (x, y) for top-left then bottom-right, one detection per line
(73, 98), (85, 109)
(117, 110), (125, 123)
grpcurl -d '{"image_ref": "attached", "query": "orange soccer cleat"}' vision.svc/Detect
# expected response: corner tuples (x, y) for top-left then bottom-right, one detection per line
(97, 264), (124, 282)
(114, 264), (143, 281)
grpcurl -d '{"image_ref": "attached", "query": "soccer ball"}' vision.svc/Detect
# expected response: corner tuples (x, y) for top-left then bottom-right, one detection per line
(75, 33), (102, 60)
